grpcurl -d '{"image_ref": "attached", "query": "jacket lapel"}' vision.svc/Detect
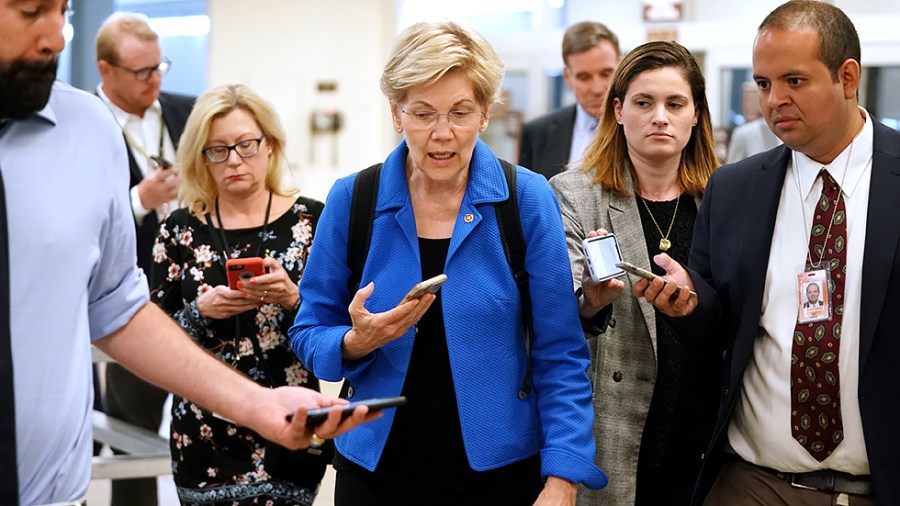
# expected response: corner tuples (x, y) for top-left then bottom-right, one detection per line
(546, 106), (575, 171)
(609, 170), (658, 354)
(730, 147), (790, 387)
(859, 123), (900, 370)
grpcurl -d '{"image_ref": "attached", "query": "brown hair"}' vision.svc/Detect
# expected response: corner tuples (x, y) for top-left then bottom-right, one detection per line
(581, 41), (718, 197)
(95, 12), (158, 64)
(562, 21), (621, 67)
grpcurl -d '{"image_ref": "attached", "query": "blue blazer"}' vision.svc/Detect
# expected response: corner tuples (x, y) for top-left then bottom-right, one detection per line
(674, 121), (900, 504)
(291, 139), (607, 489)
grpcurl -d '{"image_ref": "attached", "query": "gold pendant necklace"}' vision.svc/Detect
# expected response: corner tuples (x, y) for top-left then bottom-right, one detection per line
(639, 193), (680, 252)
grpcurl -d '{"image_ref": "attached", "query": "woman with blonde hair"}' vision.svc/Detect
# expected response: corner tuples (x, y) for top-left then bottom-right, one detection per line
(291, 21), (606, 506)
(550, 41), (720, 505)
(151, 84), (327, 505)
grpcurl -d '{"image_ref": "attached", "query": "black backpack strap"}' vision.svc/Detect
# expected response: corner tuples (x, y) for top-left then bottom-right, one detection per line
(341, 163), (382, 399)
(495, 159), (533, 399)
(347, 163), (383, 295)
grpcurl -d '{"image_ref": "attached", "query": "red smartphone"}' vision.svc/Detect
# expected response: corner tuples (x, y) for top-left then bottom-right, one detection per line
(226, 257), (266, 290)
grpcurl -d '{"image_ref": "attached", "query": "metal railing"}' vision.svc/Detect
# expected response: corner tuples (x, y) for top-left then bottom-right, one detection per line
(91, 346), (171, 480)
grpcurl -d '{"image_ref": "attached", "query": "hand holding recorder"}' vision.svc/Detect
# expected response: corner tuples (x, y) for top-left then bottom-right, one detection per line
(579, 231), (626, 317)
(627, 254), (698, 318)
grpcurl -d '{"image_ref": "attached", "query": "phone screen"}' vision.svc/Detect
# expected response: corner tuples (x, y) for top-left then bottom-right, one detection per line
(582, 235), (625, 282)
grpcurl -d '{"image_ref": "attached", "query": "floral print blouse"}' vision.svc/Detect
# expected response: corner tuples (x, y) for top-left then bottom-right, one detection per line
(150, 196), (324, 505)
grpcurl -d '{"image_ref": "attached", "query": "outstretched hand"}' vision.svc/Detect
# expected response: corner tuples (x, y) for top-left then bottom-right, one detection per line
(631, 253), (698, 318)
(246, 387), (382, 450)
(341, 282), (435, 360)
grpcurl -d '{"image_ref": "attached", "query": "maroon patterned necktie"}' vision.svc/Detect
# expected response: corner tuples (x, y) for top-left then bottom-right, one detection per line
(790, 169), (846, 461)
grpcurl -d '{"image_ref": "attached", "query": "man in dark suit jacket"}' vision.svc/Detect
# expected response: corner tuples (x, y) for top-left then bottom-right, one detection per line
(95, 12), (195, 506)
(635, 2), (899, 504)
(517, 21), (619, 179)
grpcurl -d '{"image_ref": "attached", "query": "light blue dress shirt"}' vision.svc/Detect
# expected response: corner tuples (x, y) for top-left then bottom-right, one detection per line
(567, 103), (599, 170)
(0, 82), (149, 505)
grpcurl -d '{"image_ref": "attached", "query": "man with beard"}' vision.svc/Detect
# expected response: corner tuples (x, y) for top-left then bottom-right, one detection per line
(94, 13), (194, 506)
(0, 3), (377, 505)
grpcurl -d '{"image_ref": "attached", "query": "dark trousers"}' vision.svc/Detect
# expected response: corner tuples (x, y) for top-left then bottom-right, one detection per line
(105, 363), (169, 506)
(704, 460), (876, 506)
(334, 469), (543, 506)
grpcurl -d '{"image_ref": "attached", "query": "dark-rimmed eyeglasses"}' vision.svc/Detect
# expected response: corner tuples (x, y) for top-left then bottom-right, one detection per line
(107, 57), (171, 81)
(203, 136), (265, 163)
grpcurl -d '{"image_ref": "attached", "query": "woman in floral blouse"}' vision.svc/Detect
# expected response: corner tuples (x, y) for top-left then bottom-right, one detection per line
(151, 84), (325, 505)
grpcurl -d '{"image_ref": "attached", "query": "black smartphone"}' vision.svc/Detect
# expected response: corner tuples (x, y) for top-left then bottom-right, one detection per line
(616, 261), (697, 298)
(288, 396), (408, 428)
(150, 155), (173, 169)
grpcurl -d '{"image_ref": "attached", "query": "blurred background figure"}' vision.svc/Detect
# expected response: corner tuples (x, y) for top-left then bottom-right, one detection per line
(151, 84), (327, 505)
(725, 81), (781, 163)
(292, 20), (607, 506)
(550, 41), (720, 505)
(94, 12), (195, 506)
(518, 21), (621, 178)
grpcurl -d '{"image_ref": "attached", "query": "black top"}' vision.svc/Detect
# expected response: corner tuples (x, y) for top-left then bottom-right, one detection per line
(635, 194), (717, 470)
(151, 197), (325, 500)
(636, 193), (696, 273)
(334, 237), (539, 492)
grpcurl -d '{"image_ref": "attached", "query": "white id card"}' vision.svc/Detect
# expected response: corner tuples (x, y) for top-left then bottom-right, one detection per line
(796, 268), (830, 324)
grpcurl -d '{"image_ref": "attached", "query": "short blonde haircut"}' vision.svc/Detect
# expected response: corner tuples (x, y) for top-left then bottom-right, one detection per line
(95, 12), (158, 64)
(177, 84), (296, 217)
(380, 21), (505, 106)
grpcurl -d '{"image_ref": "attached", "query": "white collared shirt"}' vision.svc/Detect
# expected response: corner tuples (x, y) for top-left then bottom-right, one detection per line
(567, 103), (598, 170)
(728, 108), (873, 474)
(97, 85), (177, 223)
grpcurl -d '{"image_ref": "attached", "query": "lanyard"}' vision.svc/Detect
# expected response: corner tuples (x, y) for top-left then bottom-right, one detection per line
(207, 191), (274, 266)
(122, 116), (166, 166)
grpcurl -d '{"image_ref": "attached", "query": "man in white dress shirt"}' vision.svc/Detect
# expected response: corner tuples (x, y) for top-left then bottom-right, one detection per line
(95, 12), (195, 506)
(634, 1), (899, 504)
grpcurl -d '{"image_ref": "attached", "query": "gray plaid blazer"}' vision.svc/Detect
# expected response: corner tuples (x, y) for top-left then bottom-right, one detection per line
(550, 167), (701, 505)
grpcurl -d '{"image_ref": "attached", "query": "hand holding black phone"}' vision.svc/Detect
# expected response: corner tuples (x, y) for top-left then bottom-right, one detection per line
(616, 261), (697, 298)
(286, 396), (407, 428)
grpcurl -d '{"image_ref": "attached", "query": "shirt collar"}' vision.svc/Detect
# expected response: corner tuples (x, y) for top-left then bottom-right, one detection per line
(574, 102), (598, 134)
(4, 82), (60, 128)
(96, 84), (161, 128)
(793, 107), (873, 201)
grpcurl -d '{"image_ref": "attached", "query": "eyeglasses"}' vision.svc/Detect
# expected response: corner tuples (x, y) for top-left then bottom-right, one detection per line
(107, 57), (171, 81)
(203, 136), (265, 163)
(400, 109), (484, 130)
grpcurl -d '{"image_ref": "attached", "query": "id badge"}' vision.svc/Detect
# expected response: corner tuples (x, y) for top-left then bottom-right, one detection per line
(796, 267), (831, 324)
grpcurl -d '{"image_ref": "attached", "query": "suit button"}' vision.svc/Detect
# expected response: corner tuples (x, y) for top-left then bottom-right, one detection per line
(723, 388), (730, 397)
(613, 371), (623, 382)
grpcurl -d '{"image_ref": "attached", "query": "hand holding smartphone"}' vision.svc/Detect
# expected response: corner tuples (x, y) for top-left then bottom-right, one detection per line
(226, 257), (267, 290)
(582, 234), (626, 282)
(398, 274), (447, 306)
(287, 396), (408, 428)
(616, 261), (697, 298)
(150, 155), (173, 169)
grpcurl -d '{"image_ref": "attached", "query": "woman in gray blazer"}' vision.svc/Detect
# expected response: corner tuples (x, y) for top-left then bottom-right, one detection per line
(550, 41), (721, 505)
